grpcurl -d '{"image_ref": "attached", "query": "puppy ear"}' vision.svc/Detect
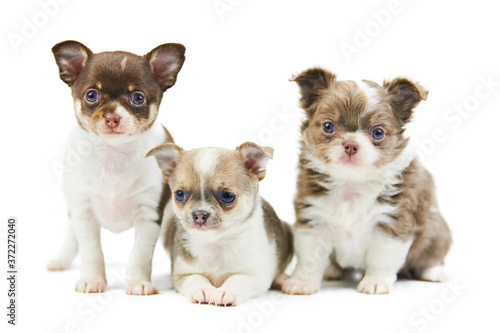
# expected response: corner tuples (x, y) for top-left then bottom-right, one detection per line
(145, 43), (186, 91)
(236, 142), (274, 181)
(146, 143), (184, 179)
(384, 78), (428, 124)
(290, 67), (336, 112)
(52, 40), (93, 86)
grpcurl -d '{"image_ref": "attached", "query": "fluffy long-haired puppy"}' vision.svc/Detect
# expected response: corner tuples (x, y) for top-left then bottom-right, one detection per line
(147, 142), (293, 306)
(47, 41), (185, 295)
(282, 68), (452, 295)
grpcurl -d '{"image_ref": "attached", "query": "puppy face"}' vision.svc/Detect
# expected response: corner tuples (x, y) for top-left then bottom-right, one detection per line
(147, 142), (273, 237)
(292, 68), (428, 170)
(52, 41), (185, 136)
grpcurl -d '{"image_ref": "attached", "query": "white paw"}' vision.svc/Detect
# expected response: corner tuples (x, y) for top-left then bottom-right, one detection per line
(125, 281), (158, 295)
(420, 265), (449, 282)
(282, 277), (320, 295)
(75, 278), (107, 293)
(47, 259), (71, 271)
(357, 276), (393, 294)
(191, 288), (238, 306)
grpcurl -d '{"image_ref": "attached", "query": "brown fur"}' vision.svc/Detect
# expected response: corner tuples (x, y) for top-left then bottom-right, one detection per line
(292, 67), (451, 279)
(52, 41), (185, 135)
(262, 199), (294, 272)
(148, 143), (294, 290)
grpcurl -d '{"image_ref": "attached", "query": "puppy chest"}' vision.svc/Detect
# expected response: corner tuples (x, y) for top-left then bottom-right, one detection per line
(85, 148), (155, 231)
(304, 188), (396, 269)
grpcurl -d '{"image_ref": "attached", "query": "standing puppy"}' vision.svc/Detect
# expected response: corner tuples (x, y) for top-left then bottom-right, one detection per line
(47, 41), (185, 295)
(282, 68), (452, 295)
(147, 142), (293, 306)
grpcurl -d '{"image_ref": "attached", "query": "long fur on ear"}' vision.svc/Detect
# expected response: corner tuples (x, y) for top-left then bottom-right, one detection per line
(290, 67), (336, 114)
(144, 43), (186, 91)
(384, 78), (428, 124)
(52, 40), (93, 86)
(236, 142), (274, 181)
(146, 143), (184, 180)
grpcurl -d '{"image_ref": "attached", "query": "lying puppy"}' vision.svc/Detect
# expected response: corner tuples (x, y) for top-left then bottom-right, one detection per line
(47, 40), (185, 295)
(282, 68), (452, 295)
(147, 142), (293, 305)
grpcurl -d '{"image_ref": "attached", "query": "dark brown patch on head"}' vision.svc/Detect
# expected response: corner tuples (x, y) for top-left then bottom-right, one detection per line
(52, 41), (185, 135)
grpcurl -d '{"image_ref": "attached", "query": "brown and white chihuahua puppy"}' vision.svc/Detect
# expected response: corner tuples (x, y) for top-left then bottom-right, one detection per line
(147, 142), (293, 306)
(47, 40), (185, 295)
(282, 68), (452, 295)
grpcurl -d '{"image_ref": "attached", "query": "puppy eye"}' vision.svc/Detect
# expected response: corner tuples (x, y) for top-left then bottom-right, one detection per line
(130, 91), (146, 106)
(175, 190), (186, 202)
(85, 89), (99, 103)
(220, 192), (235, 204)
(322, 121), (335, 134)
(371, 127), (385, 141)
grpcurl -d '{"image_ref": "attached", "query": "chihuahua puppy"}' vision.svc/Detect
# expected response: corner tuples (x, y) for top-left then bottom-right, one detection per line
(282, 68), (452, 295)
(146, 142), (293, 306)
(47, 40), (185, 295)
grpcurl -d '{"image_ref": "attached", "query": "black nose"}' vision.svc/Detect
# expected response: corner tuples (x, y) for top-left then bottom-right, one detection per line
(192, 210), (210, 225)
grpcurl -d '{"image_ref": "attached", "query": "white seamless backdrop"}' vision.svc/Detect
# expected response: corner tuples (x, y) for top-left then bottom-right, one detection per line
(1, 0), (499, 332)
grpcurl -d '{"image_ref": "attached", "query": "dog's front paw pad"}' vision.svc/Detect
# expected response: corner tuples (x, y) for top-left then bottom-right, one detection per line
(282, 278), (319, 295)
(357, 277), (393, 294)
(47, 260), (71, 271)
(75, 278), (107, 293)
(125, 281), (158, 296)
(420, 266), (449, 282)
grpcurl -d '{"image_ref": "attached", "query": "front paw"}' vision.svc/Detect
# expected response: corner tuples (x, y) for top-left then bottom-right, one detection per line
(125, 281), (158, 295)
(357, 276), (394, 294)
(282, 277), (320, 295)
(75, 278), (107, 293)
(191, 289), (238, 306)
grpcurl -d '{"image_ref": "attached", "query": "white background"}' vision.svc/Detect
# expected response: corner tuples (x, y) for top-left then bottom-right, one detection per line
(1, 0), (499, 332)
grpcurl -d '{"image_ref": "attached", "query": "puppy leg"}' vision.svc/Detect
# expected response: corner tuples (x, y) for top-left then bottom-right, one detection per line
(358, 232), (412, 294)
(47, 223), (78, 271)
(125, 216), (161, 296)
(176, 274), (217, 304)
(282, 227), (332, 295)
(72, 212), (106, 293)
(419, 265), (449, 282)
(214, 274), (270, 306)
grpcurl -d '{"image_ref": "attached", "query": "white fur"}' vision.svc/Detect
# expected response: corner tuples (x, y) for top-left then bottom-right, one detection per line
(356, 81), (380, 116)
(170, 197), (278, 305)
(51, 121), (166, 294)
(121, 56), (128, 71)
(284, 145), (415, 295)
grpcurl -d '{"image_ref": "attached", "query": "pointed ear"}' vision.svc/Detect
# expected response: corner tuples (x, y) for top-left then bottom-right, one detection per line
(384, 78), (428, 124)
(144, 43), (186, 91)
(290, 67), (336, 112)
(146, 143), (183, 179)
(236, 142), (274, 181)
(52, 40), (93, 86)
